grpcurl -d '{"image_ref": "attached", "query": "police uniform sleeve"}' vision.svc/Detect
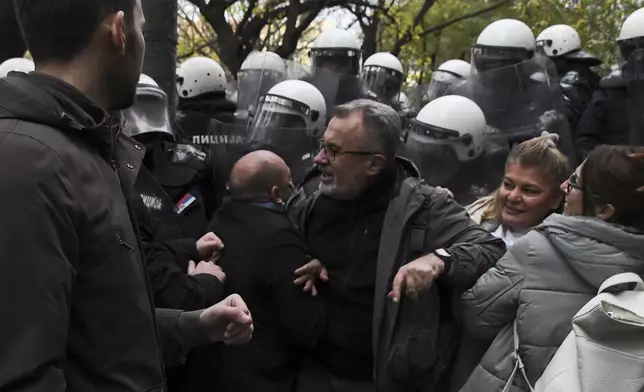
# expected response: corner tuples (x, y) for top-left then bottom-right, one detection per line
(576, 89), (609, 158)
(133, 197), (224, 311)
(0, 137), (79, 391)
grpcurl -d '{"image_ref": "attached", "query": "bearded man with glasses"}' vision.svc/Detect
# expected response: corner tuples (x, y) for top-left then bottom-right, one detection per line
(286, 99), (505, 392)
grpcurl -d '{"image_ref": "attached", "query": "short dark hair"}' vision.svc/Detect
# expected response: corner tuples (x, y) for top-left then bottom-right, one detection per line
(333, 99), (401, 159)
(582, 145), (644, 231)
(13, 0), (136, 63)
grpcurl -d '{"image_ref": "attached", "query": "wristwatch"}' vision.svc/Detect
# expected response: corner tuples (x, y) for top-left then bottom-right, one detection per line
(434, 248), (453, 274)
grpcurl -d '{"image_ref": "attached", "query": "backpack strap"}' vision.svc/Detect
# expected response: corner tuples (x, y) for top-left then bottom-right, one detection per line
(502, 319), (535, 392)
(598, 272), (644, 294)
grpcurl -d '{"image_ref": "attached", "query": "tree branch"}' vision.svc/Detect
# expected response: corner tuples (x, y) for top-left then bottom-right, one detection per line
(417, 0), (512, 39)
(391, 0), (436, 55)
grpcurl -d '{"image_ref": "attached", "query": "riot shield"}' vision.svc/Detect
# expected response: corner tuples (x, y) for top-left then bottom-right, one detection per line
(247, 92), (318, 184)
(400, 121), (506, 205)
(297, 61), (363, 116)
(206, 118), (253, 198)
(236, 58), (288, 123)
(449, 56), (576, 162)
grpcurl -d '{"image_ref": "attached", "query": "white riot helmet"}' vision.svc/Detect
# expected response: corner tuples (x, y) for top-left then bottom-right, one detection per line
(536, 25), (600, 66)
(251, 80), (326, 136)
(361, 52), (405, 101)
(424, 59), (471, 104)
(310, 28), (362, 76)
(0, 58), (35, 78)
(176, 57), (227, 99)
(123, 74), (174, 142)
(236, 51), (287, 119)
(617, 8), (644, 79)
(473, 19), (536, 73)
(409, 95), (487, 162)
(250, 80), (327, 182)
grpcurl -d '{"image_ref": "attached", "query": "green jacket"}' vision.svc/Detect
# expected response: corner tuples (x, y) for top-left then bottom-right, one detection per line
(287, 157), (506, 392)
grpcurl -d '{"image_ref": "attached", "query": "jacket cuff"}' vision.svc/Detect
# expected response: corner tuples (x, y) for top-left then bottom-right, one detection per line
(191, 274), (225, 305)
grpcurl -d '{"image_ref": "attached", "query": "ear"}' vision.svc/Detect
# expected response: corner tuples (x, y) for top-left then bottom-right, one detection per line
(270, 185), (283, 205)
(365, 154), (387, 176)
(550, 193), (564, 210)
(595, 203), (616, 222)
(106, 11), (127, 56)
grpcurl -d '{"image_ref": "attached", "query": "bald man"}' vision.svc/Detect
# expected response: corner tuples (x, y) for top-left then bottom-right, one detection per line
(206, 150), (326, 392)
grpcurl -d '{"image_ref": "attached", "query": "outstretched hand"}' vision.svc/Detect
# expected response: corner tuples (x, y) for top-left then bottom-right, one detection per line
(294, 258), (328, 297)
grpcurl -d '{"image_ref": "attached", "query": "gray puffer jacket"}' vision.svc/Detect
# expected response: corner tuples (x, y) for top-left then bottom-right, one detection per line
(459, 214), (644, 392)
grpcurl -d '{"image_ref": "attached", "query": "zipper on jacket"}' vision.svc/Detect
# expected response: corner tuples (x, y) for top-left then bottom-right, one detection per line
(118, 233), (135, 252)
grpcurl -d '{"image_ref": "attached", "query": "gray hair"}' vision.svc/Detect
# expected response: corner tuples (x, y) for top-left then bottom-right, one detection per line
(333, 99), (401, 158)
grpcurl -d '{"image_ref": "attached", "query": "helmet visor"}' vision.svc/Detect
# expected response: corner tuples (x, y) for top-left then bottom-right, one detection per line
(472, 45), (533, 74)
(361, 66), (404, 100)
(123, 87), (173, 140)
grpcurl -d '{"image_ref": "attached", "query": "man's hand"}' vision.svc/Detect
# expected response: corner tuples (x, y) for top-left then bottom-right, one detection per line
(388, 253), (446, 302)
(188, 260), (226, 283)
(294, 258), (328, 297)
(197, 232), (224, 262)
(435, 186), (454, 199)
(200, 294), (254, 345)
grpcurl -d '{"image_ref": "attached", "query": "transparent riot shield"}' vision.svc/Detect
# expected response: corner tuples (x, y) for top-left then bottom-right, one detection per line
(236, 58), (288, 124)
(247, 92), (318, 184)
(449, 56), (576, 162)
(296, 61), (362, 117)
(399, 121), (506, 205)
(206, 118), (253, 197)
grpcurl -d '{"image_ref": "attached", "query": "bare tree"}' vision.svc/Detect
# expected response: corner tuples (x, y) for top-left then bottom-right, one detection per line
(186, 0), (365, 74)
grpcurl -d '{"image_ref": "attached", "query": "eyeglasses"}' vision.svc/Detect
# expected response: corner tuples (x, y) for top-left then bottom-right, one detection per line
(566, 172), (582, 193)
(317, 139), (380, 161)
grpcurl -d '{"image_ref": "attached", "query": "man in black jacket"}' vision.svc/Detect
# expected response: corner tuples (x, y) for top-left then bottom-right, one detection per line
(208, 150), (326, 392)
(0, 1), (253, 391)
(288, 100), (505, 392)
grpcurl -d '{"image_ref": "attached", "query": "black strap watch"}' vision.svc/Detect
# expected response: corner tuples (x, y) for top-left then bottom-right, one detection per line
(434, 248), (453, 274)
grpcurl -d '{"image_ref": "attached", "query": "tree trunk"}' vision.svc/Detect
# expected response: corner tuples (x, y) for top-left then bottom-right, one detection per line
(142, 0), (178, 110)
(362, 17), (380, 60)
(0, 1), (27, 62)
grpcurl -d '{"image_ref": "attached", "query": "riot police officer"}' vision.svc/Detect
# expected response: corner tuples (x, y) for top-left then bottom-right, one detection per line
(305, 28), (378, 114)
(424, 59), (471, 104)
(401, 95), (500, 205)
(536, 24), (601, 132)
(0, 57), (34, 77)
(576, 8), (644, 156)
(248, 79), (327, 185)
(175, 56), (237, 145)
(236, 50), (287, 125)
(361, 52), (405, 107)
(124, 74), (216, 238)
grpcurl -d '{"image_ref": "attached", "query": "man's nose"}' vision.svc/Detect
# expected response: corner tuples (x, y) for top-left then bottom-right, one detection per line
(314, 148), (328, 165)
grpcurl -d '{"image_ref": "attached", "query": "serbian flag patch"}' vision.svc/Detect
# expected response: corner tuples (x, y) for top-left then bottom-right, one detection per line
(175, 193), (197, 214)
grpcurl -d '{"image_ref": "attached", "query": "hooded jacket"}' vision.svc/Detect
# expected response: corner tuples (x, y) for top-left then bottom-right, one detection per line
(459, 214), (644, 392)
(0, 73), (186, 391)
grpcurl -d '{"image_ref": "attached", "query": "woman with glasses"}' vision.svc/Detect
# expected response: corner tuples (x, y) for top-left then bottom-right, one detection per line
(457, 145), (644, 392)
